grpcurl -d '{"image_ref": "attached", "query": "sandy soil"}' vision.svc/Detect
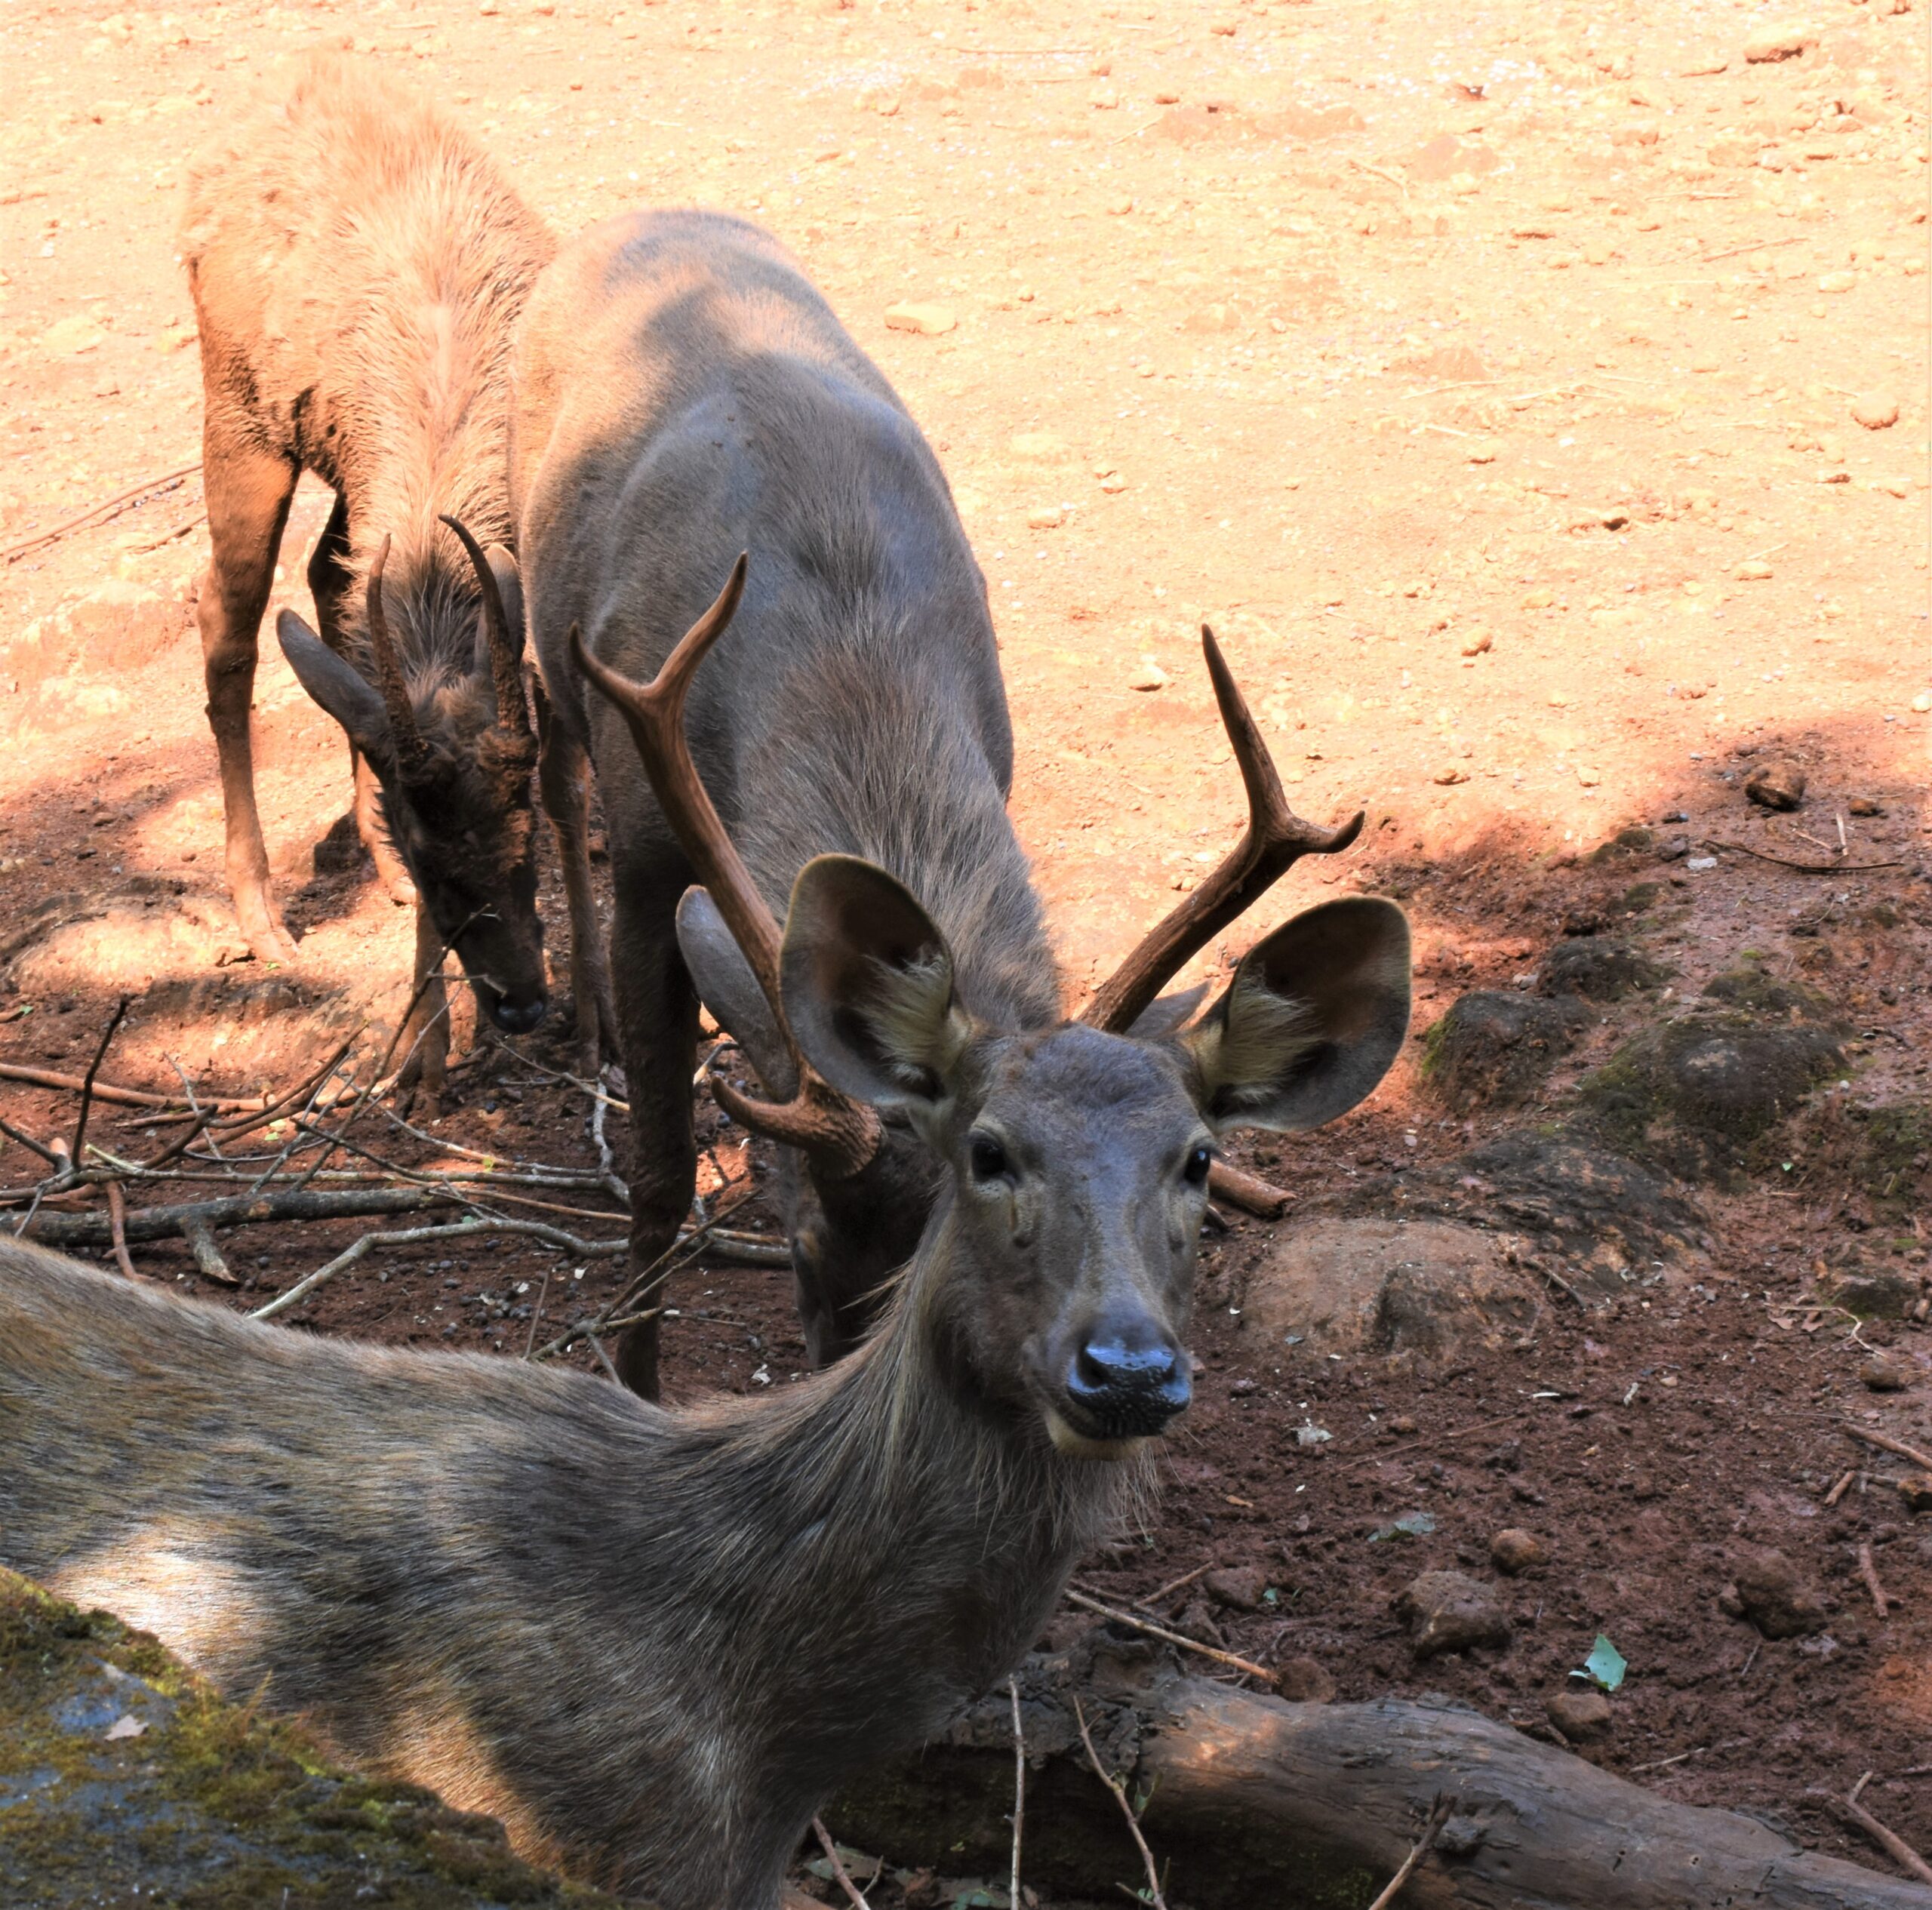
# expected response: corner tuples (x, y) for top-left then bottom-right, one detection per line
(1, 0), (1928, 1896)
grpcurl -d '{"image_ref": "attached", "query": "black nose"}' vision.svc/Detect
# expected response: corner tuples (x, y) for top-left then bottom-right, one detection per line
(489, 994), (547, 1035)
(1066, 1329), (1191, 1435)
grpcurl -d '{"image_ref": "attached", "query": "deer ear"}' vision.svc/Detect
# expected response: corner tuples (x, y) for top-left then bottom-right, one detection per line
(1128, 980), (1211, 1038)
(780, 855), (972, 1112)
(1182, 897), (1410, 1133)
(278, 609), (388, 758)
(677, 887), (798, 1097)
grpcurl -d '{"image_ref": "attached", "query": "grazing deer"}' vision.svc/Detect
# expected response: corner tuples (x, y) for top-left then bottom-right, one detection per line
(180, 54), (577, 1090)
(0, 575), (1410, 1910)
(511, 211), (1364, 1393)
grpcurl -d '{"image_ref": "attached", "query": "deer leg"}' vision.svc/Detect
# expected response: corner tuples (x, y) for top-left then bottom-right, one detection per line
(535, 681), (615, 1078)
(197, 426), (300, 966)
(607, 879), (700, 1401)
(354, 752), (417, 908)
(394, 903), (451, 1106)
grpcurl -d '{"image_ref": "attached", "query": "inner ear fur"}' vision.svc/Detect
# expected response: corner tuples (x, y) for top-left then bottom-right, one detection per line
(1184, 896), (1411, 1133)
(780, 856), (973, 1110)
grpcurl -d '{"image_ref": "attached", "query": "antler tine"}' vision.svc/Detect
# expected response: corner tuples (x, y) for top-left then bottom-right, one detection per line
(365, 534), (430, 775)
(1081, 624), (1363, 1034)
(570, 556), (881, 1179)
(440, 512), (532, 741)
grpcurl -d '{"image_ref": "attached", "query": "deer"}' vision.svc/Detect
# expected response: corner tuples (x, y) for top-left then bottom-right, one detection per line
(0, 568), (1411, 1910)
(510, 210), (1367, 1395)
(180, 53), (594, 1093)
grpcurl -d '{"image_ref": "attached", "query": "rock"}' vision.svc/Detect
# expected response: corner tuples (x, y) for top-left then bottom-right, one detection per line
(1861, 1352), (1914, 1392)
(1851, 395), (1900, 429)
(1540, 937), (1666, 1004)
(1847, 797), (1885, 817)
(1393, 1571), (1512, 1659)
(1241, 1217), (1539, 1366)
(1491, 1528), (1548, 1576)
(1088, 81), (1119, 109)
(1735, 558), (1774, 581)
(1275, 1656), (1337, 1704)
(40, 314), (108, 355)
(1817, 270), (1857, 294)
(1175, 1599), (1226, 1648)
(1898, 1474), (1932, 1515)
(1459, 625), (1494, 657)
(1546, 1688), (1614, 1740)
(1009, 429), (1069, 461)
(1743, 761), (1806, 811)
(1730, 1548), (1826, 1638)
(1423, 991), (1583, 1109)
(882, 302), (956, 336)
(1026, 506), (1065, 531)
(1744, 26), (1817, 62)
(1466, 440), (1503, 464)
(1912, 692), (1932, 714)
(1128, 662), (1168, 692)
(1204, 1566), (1270, 1613)
(1432, 765), (1469, 786)
(1828, 1270), (1924, 1321)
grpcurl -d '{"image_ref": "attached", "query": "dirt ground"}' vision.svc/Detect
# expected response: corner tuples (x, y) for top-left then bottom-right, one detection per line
(2, 0), (1929, 1899)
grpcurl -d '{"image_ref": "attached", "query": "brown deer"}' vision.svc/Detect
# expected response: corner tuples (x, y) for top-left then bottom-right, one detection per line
(181, 54), (581, 1090)
(0, 571), (1411, 1910)
(511, 211), (1364, 1393)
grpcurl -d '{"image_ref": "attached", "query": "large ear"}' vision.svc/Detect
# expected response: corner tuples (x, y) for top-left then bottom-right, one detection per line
(780, 855), (973, 1113)
(1181, 897), (1410, 1133)
(278, 609), (389, 758)
(1128, 980), (1211, 1039)
(676, 886), (798, 1096)
(472, 544), (525, 691)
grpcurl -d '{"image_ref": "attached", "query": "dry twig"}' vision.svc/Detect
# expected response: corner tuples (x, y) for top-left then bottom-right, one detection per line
(811, 1816), (872, 1910)
(1857, 1542), (1894, 1619)
(522, 1268), (552, 1360)
(1064, 1589), (1276, 1687)
(1364, 1793), (1457, 1910)
(105, 1181), (137, 1281)
(1072, 1696), (1167, 1910)
(1844, 1424), (1932, 1474)
(0, 460), (201, 564)
(1706, 838), (1903, 875)
(1823, 1469), (1857, 1508)
(1835, 1783), (1932, 1886)
(1009, 1675), (1026, 1910)
(71, 993), (133, 1167)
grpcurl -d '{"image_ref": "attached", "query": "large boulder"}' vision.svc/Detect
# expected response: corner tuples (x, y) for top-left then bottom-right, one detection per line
(1421, 990), (1586, 1109)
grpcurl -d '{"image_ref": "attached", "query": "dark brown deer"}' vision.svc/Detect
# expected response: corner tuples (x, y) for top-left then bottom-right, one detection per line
(0, 571), (1410, 1909)
(181, 54), (577, 1090)
(511, 211), (1364, 1393)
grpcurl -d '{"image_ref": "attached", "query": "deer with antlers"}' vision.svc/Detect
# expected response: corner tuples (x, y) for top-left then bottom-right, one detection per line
(511, 211), (1371, 1392)
(180, 55), (579, 1091)
(0, 559), (1409, 1908)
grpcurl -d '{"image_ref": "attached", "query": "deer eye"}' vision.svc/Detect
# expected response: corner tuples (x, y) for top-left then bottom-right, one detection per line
(968, 1133), (1011, 1183)
(1183, 1143), (1214, 1187)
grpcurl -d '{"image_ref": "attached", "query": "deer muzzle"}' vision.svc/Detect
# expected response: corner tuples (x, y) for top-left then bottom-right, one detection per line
(1045, 1305), (1191, 1455)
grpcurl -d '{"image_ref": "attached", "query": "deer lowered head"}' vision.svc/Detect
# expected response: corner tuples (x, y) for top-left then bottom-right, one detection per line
(277, 519), (548, 1035)
(573, 556), (1414, 1434)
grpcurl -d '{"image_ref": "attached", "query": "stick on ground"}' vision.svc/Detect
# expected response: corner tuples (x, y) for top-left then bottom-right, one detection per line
(811, 1817), (873, 1910)
(1009, 1676), (1026, 1910)
(1857, 1543), (1894, 1619)
(71, 994), (133, 1167)
(1364, 1793), (1457, 1910)
(1844, 1423), (1932, 1474)
(1836, 1789), (1932, 1887)
(1063, 1589), (1277, 1687)
(1072, 1695), (1168, 1910)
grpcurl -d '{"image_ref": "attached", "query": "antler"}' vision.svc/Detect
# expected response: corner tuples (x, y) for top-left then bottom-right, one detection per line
(440, 512), (533, 741)
(569, 555), (882, 1180)
(365, 534), (431, 777)
(1081, 625), (1363, 1033)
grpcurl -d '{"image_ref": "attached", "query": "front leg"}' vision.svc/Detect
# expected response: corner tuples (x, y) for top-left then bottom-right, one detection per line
(394, 903), (451, 1106)
(607, 878), (700, 1401)
(535, 682), (617, 1079)
(354, 750), (417, 909)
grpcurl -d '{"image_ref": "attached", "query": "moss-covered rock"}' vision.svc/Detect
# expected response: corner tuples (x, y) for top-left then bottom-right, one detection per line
(0, 1568), (623, 1910)
(1421, 991), (1586, 1109)
(1539, 936), (1666, 1003)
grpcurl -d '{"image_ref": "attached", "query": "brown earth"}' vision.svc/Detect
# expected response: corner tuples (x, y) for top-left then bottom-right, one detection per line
(1, 0), (1928, 1900)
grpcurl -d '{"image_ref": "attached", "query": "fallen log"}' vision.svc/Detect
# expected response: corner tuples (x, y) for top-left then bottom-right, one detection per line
(17, 1184), (460, 1249)
(833, 1641), (1927, 1910)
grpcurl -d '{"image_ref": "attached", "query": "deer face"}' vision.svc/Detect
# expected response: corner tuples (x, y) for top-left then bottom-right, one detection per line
(780, 857), (1412, 1459)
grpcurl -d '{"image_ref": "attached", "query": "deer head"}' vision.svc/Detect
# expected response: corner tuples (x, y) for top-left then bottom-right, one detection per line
(278, 521), (547, 1035)
(575, 560), (1413, 1411)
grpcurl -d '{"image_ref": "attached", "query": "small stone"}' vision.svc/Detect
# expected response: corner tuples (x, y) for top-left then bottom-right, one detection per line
(102, 1713), (148, 1741)
(1912, 691), (1932, 713)
(1577, 767), (1601, 788)
(1389, 1414), (1418, 1435)
(1817, 270), (1857, 294)
(1204, 1566), (1270, 1612)
(40, 315), (107, 356)
(1847, 797), (1885, 817)
(1394, 1570), (1512, 1659)
(1106, 195), (1135, 214)
(1735, 558), (1774, 580)
(1433, 765), (1469, 786)
(1275, 1656), (1337, 1703)
(1129, 662), (1168, 692)
(1546, 1688), (1614, 1739)
(1861, 1352), (1913, 1392)
(1026, 506), (1065, 531)
(1744, 26), (1817, 62)
(1521, 588), (1554, 610)
(1851, 395), (1900, 429)
(1730, 1547), (1826, 1638)
(1898, 1473), (1932, 1515)
(1466, 439), (1503, 464)
(883, 302), (956, 337)
(1099, 475), (1129, 494)
(1743, 761), (1806, 811)
(1088, 81), (1120, 109)
(1460, 625), (1493, 657)
(1490, 1528), (1548, 1575)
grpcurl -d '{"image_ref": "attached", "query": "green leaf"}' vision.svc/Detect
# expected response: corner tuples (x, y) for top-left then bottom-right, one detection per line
(1369, 1510), (1437, 1542)
(1577, 1633), (1626, 1691)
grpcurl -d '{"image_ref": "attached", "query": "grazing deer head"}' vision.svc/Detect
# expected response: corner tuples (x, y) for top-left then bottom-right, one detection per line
(278, 521), (547, 1035)
(574, 558), (1413, 1432)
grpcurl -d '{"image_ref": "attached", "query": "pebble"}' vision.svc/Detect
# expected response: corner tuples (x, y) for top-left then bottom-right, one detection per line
(1026, 506), (1065, 531)
(883, 302), (956, 337)
(1275, 1656), (1337, 1704)
(1099, 475), (1129, 494)
(1743, 761), (1806, 811)
(1847, 796), (1885, 817)
(1521, 588), (1554, 610)
(1393, 1570), (1512, 1659)
(1088, 81), (1119, 110)
(1433, 766), (1469, 786)
(1106, 195), (1134, 215)
(1459, 625), (1493, 657)
(1817, 270), (1857, 294)
(1851, 395), (1900, 429)
(1744, 26), (1817, 62)
(1735, 558), (1774, 580)
(1129, 662), (1168, 692)
(1490, 1528), (1547, 1576)
(1725, 1547), (1826, 1639)
(1900, 1474), (1932, 1515)
(1577, 767), (1601, 788)
(1546, 1689), (1614, 1741)
(1912, 691), (1932, 713)
(1861, 1352), (1913, 1392)
(1204, 1565), (1270, 1612)
(1466, 439), (1503, 464)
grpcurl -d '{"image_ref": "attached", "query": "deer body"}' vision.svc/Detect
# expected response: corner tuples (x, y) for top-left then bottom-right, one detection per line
(182, 55), (565, 1087)
(512, 211), (1059, 1386)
